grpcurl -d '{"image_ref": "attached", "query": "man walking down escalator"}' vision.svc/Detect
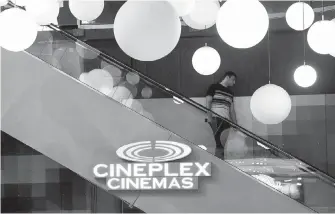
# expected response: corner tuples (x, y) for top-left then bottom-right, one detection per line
(206, 71), (238, 160)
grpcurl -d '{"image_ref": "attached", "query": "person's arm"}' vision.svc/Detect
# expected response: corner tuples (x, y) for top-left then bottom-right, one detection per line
(206, 95), (213, 122)
(230, 99), (238, 125)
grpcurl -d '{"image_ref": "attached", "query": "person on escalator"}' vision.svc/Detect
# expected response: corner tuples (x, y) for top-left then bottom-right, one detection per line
(206, 71), (238, 160)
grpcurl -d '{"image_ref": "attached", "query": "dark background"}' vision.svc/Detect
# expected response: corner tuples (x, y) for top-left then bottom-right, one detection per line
(57, 1), (335, 97)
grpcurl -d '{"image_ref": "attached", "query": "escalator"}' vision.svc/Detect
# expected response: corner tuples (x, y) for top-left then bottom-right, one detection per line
(1, 6), (335, 213)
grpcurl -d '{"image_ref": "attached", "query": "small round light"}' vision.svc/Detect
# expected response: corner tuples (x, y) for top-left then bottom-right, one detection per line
(182, 0), (220, 30)
(294, 65), (317, 88)
(168, 0), (195, 17)
(192, 46), (221, 75)
(307, 20), (335, 55)
(250, 84), (292, 125)
(26, 0), (60, 25)
(69, 0), (104, 22)
(0, 8), (38, 52)
(141, 87), (153, 99)
(126, 72), (140, 85)
(114, 0), (181, 61)
(109, 86), (133, 102)
(216, 0), (269, 49)
(80, 69), (114, 95)
(286, 2), (314, 31)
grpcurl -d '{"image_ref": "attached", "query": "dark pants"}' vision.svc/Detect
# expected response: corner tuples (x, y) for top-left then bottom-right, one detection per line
(209, 117), (231, 160)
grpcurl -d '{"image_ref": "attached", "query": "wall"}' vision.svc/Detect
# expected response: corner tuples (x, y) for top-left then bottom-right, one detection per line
(1, 132), (128, 213)
(88, 31), (335, 98)
(1, 48), (315, 213)
(138, 94), (335, 178)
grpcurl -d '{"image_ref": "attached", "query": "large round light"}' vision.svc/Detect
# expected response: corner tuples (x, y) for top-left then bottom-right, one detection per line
(286, 2), (314, 31)
(114, 1), (181, 61)
(250, 84), (292, 125)
(307, 20), (335, 55)
(192, 46), (221, 75)
(69, 0), (104, 22)
(294, 65), (317, 88)
(216, 0), (269, 49)
(168, 0), (195, 16)
(26, 0), (60, 25)
(0, 0), (8, 6)
(182, 0), (220, 30)
(0, 8), (38, 52)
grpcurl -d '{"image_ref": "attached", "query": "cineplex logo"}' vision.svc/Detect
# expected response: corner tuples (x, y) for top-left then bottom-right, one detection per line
(93, 141), (211, 190)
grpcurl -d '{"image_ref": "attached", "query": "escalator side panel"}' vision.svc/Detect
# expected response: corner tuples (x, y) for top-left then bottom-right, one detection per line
(1, 49), (172, 206)
(1, 50), (313, 213)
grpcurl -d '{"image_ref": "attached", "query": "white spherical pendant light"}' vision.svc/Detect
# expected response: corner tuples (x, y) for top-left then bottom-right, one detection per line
(141, 87), (153, 99)
(25, 0), (60, 25)
(69, 0), (104, 22)
(286, 2), (314, 31)
(81, 69), (114, 94)
(0, 0), (8, 6)
(294, 65), (317, 88)
(192, 45), (221, 75)
(126, 72), (140, 85)
(168, 0), (195, 16)
(216, 0), (269, 49)
(182, 0), (220, 30)
(250, 84), (292, 125)
(307, 20), (335, 55)
(114, 1), (181, 61)
(0, 8), (38, 52)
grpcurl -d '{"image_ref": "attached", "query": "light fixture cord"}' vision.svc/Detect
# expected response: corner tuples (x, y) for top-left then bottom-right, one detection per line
(267, 28), (271, 84)
(303, 1), (306, 65)
(322, 0), (325, 20)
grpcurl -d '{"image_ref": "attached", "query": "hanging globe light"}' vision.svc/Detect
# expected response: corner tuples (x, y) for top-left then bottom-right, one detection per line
(294, 64), (317, 88)
(182, 0), (220, 30)
(69, 0), (104, 22)
(126, 72), (140, 85)
(168, 0), (195, 17)
(141, 87), (153, 99)
(307, 19), (335, 55)
(25, 0), (60, 25)
(250, 84), (292, 125)
(286, 2), (315, 31)
(0, 8), (38, 52)
(192, 45), (221, 75)
(80, 69), (114, 94)
(216, 0), (269, 49)
(114, 0), (181, 61)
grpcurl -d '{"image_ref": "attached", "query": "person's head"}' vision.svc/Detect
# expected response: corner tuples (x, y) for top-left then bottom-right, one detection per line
(219, 71), (237, 87)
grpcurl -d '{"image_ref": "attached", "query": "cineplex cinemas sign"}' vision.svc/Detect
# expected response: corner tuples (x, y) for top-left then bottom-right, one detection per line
(93, 141), (211, 190)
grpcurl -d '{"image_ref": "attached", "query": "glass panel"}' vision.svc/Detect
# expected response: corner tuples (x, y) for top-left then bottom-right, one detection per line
(21, 23), (335, 212)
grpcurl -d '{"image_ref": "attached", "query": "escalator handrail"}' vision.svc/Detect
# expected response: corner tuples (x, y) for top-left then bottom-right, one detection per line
(44, 23), (335, 185)
(8, 1), (333, 184)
